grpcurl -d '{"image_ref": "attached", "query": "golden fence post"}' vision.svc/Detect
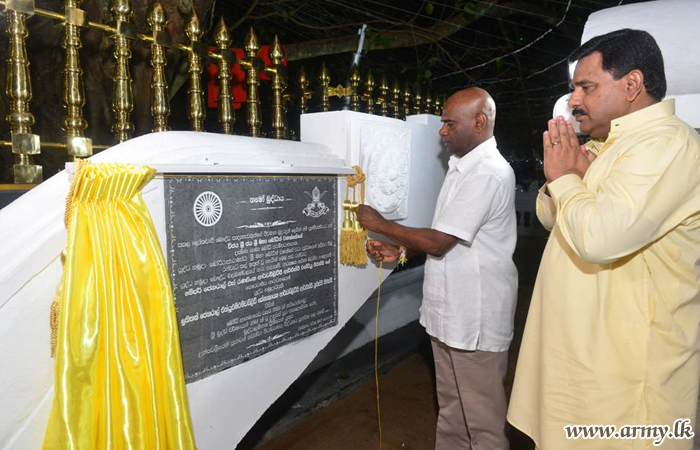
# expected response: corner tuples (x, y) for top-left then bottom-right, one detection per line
(5, 0), (42, 183)
(111, 0), (135, 142)
(349, 65), (360, 112)
(363, 69), (375, 115)
(425, 91), (433, 117)
(240, 27), (262, 137)
(413, 86), (422, 115)
(378, 74), (389, 117)
(185, 10), (205, 132)
(403, 82), (411, 119)
(319, 63), (330, 112)
(148, 2), (170, 132)
(391, 79), (400, 119)
(267, 35), (287, 140)
(63, 0), (92, 161)
(298, 66), (311, 115)
(214, 18), (234, 135)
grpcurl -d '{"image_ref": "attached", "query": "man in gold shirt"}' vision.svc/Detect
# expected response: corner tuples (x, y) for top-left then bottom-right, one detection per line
(508, 29), (700, 449)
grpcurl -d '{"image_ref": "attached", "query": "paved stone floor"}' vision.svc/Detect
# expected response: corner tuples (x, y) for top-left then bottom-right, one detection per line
(254, 338), (536, 450)
(244, 237), (547, 450)
(243, 234), (700, 449)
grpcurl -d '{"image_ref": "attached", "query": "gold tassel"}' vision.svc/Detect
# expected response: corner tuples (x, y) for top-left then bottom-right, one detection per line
(350, 201), (368, 264)
(340, 200), (355, 265)
(340, 166), (368, 266)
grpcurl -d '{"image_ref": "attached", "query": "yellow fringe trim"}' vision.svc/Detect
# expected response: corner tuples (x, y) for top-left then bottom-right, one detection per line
(49, 284), (62, 359)
(51, 159), (90, 357)
(340, 228), (368, 266)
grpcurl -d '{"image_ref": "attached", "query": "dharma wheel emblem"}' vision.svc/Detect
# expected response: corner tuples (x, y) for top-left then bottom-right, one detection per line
(193, 191), (223, 227)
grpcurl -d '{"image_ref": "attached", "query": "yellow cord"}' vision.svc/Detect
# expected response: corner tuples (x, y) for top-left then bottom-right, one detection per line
(375, 261), (383, 450)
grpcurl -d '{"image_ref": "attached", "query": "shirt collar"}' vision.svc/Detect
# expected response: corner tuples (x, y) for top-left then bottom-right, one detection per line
(586, 99), (675, 156)
(448, 136), (497, 174)
(610, 99), (675, 135)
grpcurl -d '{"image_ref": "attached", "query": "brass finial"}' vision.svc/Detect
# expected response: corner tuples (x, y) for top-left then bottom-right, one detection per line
(185, 10), (205, 131)
(349, 64), (361, 112)
(111, 0), (134, 142)
(6, 7), (42, 183)
(241, 27), (262, 137)
(364, 69), (375, 115)
(298, 66), (311, 114)
(185, 7), (202, 40)
(270, 34), (283, 62)
(63, 0), (92, 160)
(319, 63), (330, 112)
(214, 15), (230, 46)
(215, 17), (234, 134)
(267, 35), (287, 139)
(245, 26), (260, 54)
(148, 1), (170, 132)
(434, 95), (442, 115)
(147, 1), (166, 28)
(425, 91), (433, 117)
(403, 82), (412, 119)
(112, 0), (131, 17)
(413, 86), (422, 115)
(378, 74), (389, 117)
(391, 79), (401, 119)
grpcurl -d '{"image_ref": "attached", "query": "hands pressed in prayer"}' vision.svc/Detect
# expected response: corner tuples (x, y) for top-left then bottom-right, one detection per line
(543, 116), (597, 182)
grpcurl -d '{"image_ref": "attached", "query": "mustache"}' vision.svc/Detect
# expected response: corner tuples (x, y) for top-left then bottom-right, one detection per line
(572, 108), (587, 117)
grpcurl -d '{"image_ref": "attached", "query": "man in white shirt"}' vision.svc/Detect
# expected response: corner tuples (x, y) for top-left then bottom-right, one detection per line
(356, 87), (518, 450)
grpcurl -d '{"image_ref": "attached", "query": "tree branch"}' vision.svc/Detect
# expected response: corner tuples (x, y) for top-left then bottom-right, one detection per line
(286, 2), (499, 61)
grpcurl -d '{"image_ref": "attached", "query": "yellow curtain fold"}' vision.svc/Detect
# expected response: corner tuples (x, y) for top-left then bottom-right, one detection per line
(44, 163), (196, 450)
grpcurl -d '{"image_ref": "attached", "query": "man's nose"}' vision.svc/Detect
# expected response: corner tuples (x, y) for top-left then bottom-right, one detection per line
(568, 90), (581, 109)
(439, 125), (448, 136)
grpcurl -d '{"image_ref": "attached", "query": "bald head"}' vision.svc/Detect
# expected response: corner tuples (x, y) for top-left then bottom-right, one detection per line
(440, 87), (496, 157)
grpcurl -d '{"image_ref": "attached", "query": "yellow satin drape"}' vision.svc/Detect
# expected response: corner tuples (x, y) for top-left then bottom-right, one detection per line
(43, 163), (196, 450)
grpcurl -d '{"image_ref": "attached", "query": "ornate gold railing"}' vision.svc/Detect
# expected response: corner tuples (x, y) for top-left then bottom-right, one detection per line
(1, 0), (443, 185)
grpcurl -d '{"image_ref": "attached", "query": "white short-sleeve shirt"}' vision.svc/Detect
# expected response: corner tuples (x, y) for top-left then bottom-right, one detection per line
(420, 137), (518, 352)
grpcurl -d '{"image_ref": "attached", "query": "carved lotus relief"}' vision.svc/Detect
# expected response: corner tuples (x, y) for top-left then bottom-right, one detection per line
(361, 124), (411, 220)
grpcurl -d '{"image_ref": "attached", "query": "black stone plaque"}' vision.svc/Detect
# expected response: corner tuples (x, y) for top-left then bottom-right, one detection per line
(164, 175), (338, 383)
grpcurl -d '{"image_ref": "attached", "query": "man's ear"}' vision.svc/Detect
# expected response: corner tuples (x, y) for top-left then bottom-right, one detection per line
(474, 113), (486, 134)
(624, 69), (644, 102)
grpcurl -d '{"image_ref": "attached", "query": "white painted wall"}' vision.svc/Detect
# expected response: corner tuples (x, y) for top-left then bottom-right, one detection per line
(582, 0), (700, 98)
(0, 113), (446, 450)
(553, 0), (700, 128)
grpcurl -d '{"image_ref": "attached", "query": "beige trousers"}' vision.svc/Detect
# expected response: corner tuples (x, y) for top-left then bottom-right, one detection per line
(431, 337), (509, 450)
